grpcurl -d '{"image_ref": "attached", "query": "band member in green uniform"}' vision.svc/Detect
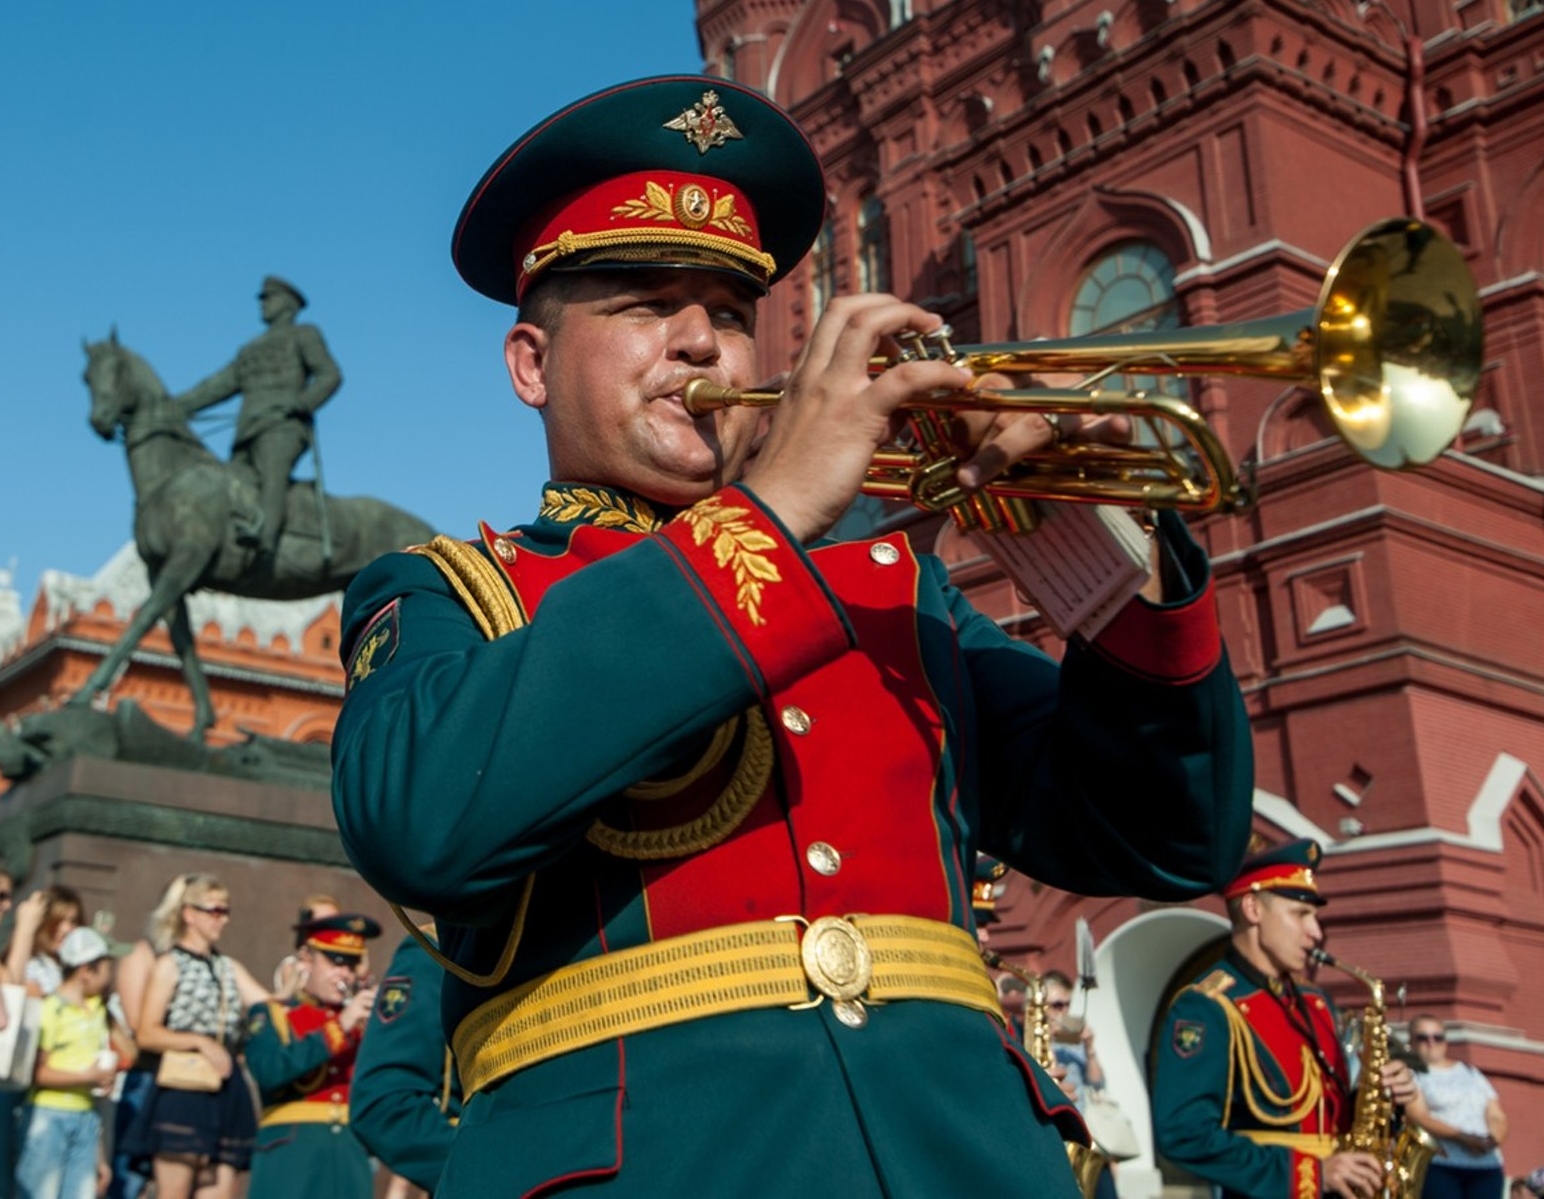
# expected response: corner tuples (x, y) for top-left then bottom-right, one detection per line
(331, 74), (1255, 1197)
(1152, 839), (1418, 1199)
(244, 914), (380, 1199)
(350, 930), (460, 1195)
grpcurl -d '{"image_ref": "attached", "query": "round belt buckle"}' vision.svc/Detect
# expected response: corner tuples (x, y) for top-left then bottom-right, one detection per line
(800, 916), (873, 1003)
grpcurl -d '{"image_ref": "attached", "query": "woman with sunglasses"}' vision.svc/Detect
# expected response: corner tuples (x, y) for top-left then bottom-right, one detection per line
(1406, 1015), (1509, 1199)
(122, 874), (270, 1199)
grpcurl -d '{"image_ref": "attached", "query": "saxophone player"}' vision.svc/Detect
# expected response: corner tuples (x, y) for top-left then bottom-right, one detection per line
(1152, 839), (1420, 1199)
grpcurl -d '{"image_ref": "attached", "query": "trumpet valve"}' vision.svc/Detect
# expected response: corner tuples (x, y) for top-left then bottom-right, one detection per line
(894, 325), (962, 365)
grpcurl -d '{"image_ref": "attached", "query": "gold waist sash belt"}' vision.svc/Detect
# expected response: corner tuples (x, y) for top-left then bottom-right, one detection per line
(453, 914), (1002, 1098)
(1240, 1130), (1337, 1157)
(260, 1100), (348, 1128)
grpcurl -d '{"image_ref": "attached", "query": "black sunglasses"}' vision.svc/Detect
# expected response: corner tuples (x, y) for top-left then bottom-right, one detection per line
(1412, 1032), (1446, 1043)
(189, 904), (231, 917)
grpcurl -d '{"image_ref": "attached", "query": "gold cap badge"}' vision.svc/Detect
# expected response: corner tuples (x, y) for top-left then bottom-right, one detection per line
(664, 90), (744, 154)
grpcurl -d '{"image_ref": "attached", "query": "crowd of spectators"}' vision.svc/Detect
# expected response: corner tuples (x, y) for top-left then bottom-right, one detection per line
(0, 869), (416, 1199)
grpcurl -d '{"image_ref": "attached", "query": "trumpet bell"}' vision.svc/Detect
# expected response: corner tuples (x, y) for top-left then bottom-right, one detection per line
(1315, 217), (1481, 469)
(682, 217), (1482, 530)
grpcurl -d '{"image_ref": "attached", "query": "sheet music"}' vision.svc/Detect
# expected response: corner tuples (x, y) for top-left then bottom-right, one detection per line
(970, 504), (1152, 642)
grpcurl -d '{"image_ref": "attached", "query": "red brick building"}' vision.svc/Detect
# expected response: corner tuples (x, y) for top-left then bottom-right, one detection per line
(695, 0), (1544, 1187)
(0, 544), (344, 750)
(0, 551), (390, 978)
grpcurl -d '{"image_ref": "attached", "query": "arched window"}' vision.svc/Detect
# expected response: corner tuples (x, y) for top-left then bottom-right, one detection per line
(856, 194), (889, 294)
(1070, 241), (1178, 338)
(809, 218), (838, 318)
(1070, 242), (1186, 438)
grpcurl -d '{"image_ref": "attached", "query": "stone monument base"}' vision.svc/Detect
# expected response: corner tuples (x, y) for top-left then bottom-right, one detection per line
(0, 753), (401, 974)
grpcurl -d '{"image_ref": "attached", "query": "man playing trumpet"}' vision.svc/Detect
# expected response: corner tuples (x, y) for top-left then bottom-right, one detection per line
(244, 914), (381, 1199)
(331, 73), (1254, 1197)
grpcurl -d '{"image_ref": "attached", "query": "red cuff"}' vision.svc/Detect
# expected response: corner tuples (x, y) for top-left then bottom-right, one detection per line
(1091, 577), (1222, 684)
(659, 487), (852, 696)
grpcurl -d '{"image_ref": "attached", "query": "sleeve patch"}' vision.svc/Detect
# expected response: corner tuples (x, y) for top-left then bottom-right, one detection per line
(346, 600), (400, 691)
(375, 975), (413, 1025)
(1173, 1019), (1205, 1058)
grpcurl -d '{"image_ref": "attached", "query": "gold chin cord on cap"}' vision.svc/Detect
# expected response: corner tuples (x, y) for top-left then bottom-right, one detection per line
(683, 218), (1482, 535)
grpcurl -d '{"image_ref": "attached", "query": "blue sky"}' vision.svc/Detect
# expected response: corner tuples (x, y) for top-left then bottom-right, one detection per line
(0, 3), (703, 610)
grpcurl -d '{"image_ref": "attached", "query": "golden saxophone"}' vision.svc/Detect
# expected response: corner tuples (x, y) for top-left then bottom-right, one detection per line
(1309, 948), (1437, 1198)
(983, 951), (1109, 1198)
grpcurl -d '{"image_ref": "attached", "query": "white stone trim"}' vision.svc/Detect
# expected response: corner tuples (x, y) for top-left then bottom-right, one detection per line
(1173, 238), (1328, 287)
(1251, 751), (1537, 856)
(37, 542), (341, 653)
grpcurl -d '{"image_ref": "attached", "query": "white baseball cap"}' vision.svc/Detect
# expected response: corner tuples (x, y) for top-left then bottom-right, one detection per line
(58, 927), (112, 969)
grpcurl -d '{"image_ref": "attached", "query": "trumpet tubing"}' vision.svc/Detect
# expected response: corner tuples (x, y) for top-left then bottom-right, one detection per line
(685, 218), (1481, 533)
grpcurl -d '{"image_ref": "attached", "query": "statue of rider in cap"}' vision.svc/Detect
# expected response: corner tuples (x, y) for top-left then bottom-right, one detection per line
(176, 276), (342, 561)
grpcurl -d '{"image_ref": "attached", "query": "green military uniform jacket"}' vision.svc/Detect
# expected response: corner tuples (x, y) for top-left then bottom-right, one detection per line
(244, 996), (372, 1199)
(332, 482), (1254, 1197)
(351, 934), (460, 1194)
(1153, 951), (1353, 1199)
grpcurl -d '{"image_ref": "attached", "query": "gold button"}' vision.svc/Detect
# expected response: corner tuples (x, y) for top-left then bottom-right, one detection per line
(806, 842), (842, 876)
(870, 542), (900, 566)
(493, 537), (517, 563)
(781, 706), (812, 735)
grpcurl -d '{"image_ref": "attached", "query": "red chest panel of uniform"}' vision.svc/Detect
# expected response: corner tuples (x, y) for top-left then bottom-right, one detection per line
(1232, 988), (1350, 1134)
(490, 524), (959, 939)
(283, 1001), (359, 1104)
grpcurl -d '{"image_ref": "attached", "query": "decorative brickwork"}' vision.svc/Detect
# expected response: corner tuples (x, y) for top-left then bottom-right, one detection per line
(700, 0), (1544, 1177)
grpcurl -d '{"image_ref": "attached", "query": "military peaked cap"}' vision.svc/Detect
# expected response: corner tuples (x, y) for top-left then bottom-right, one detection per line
(452, 75), (827, 306)
(259, 275), (307, 310)
(299, 913), (383, 957)
(1223, 837), (1326, 906)
(972, 854), (1009, 924)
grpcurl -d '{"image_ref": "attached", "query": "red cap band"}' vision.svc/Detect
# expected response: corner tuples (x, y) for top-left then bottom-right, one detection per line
(513, 170), (774, 301)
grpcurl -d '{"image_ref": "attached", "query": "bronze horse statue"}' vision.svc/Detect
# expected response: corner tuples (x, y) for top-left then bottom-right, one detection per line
(77, 333), (434, 739)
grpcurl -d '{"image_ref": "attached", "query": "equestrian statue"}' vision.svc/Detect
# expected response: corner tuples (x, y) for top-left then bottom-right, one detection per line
(75, 321), (434, 741)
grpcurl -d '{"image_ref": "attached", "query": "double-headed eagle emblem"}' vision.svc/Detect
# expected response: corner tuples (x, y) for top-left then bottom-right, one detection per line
(664, 90), (744, 154)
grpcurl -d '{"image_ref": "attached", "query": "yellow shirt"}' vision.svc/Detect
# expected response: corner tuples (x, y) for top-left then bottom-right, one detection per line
(31, 994), (108, 1113)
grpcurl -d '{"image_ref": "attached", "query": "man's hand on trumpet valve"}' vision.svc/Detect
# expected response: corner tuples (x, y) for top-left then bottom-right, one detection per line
(950, 371), (1133, 493)
(949, 373), (1168, 604)
(740, 294), (973, 545)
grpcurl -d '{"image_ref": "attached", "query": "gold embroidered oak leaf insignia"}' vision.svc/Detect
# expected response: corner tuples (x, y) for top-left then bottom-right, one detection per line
(348, 621), (392, 687)
(612, 182), (676, 224)
(645, 181), (673, 213)
(540, 486), (659, 532)
(709, 195), (752, 238)
(677, 498), (781, 626)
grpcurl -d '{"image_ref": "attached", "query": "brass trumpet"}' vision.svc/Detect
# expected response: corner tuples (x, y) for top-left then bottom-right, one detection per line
(684, 218), (1482, 533)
